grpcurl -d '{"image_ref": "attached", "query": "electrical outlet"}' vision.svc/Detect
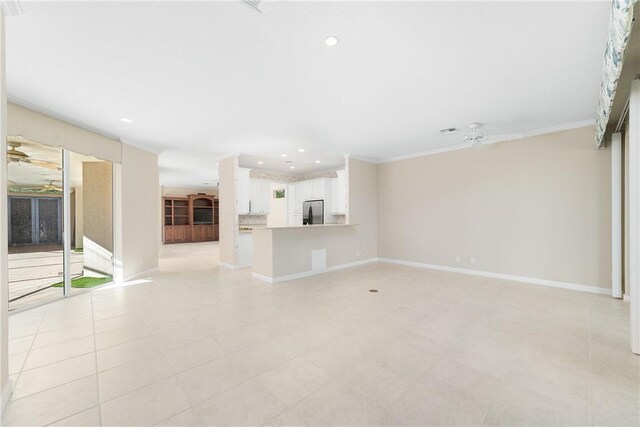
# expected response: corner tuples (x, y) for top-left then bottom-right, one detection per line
(470, 257), (476, 264)
(455, 256), (460, 263)
(356, 250), (361, 257)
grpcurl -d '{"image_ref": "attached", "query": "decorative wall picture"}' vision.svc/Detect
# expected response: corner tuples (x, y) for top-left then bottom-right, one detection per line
(274, 189), (285, 199)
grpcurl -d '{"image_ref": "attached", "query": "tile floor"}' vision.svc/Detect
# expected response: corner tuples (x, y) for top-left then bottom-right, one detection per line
(3, 242), (639, 426)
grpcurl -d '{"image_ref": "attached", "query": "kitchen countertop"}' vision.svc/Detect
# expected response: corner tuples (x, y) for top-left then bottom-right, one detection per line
(261, 224), (356, 230)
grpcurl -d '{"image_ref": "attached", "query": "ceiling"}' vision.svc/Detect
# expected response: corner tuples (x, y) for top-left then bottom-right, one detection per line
(6, 1), (611, 186)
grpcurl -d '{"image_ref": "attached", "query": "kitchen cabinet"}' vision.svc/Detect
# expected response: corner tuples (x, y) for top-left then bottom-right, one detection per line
(237, 167), (251, 214)
(288, 183), (298, 214)
(299, 180), (313, 202)
(238, 232), (253, 267)
(288, 213), (302, 226)
(311, 179), (325, 199)
(331, 170), (347, 214)
(249, 178), (272, 214)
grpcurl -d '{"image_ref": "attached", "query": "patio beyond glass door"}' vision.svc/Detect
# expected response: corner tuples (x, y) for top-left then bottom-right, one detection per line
(7, 140), (116, 310)
(7, 140), (65, 310)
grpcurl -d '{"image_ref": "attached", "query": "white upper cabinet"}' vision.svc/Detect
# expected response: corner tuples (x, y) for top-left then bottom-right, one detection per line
(262, 180), (272, 214)
(237, 167), (251, 214)
(250, 178), (262, 213)
(311, 179), (325, 200)
(299, 180), (313, 202)
(249, 178), (272, 214)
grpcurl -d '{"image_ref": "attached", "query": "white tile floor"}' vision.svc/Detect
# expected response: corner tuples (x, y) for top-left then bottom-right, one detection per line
(3, 242), (639, 426)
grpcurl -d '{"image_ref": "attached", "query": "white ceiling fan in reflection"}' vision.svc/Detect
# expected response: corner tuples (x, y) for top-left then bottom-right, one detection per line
(6, 136), (62, 171)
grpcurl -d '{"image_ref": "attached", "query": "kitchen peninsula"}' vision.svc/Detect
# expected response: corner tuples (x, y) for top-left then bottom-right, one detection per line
(252, 223), (369, 283)
(218, 155), (377, 278)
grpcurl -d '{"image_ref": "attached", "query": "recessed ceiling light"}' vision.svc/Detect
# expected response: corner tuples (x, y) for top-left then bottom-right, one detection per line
(257, 161), (264, 165)
(325, 36), (339, 47)
(120, 117), (133, 123)
(314, 160), (321, 164)
(281, 153), (288, 158)
(298, 148), (305, 153)
(290, 166), (296, 169)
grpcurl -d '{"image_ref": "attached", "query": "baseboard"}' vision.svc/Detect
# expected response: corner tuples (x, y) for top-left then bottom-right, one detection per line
(122, 267), (160, 282)
(253, 258), (378, 284)
(219, 262), (251, 270)
(1, 378), (13, 416)
(251, 272), (274, 283)
(624, 293), (630, 302)
(377, 258), (611, 295)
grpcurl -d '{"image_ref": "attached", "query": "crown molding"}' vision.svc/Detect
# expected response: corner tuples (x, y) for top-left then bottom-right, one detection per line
(378, 119), (596, 164)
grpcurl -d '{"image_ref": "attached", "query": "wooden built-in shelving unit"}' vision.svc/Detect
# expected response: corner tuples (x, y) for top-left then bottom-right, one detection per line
(163, 194), (218, 244)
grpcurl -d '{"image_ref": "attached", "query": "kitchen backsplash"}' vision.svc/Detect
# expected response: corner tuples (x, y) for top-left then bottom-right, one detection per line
(239, 215), (267, 225)
(250, 169), (338, 182)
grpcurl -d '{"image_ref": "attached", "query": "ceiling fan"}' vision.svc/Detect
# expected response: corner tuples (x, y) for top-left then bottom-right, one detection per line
(6, 136), (62, 171)
(44, 180), (62, 191)
(441, 123), (523, 149)
(463, 123), (485, 147)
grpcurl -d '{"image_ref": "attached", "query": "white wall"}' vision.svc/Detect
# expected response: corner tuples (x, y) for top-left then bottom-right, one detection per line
(162, 185), (218, 198)
(218, 156), (237, 266)
(120, 144), (160, 279)
(377, 126), (611, 289)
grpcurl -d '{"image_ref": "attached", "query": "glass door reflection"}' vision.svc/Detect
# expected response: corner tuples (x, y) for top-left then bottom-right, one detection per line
(7, 137), (64, 310)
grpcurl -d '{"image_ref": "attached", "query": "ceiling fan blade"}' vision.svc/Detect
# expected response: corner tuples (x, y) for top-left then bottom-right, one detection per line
(481, 133), (523, 145)
(25, 158), (62, 171)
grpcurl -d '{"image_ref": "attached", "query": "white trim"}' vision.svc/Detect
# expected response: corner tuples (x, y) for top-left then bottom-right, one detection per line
(624, 293), (631, 303)
(381, 142), (470, 163)
(121, 267), (160, 283)
(521, 119), (595, 139)
(377, 258), (610, 295)
(112, 163), (124, 283)
(629, 79), (639, 354)
(378, 120), (596, 164)
(218, 262), (251, 270)
(251, 272), (274, 283)
(62, 149), (71, 297)
(253, 258), (378, 284)
(0, 378), (12, 416)
(612, 132), (623, 298)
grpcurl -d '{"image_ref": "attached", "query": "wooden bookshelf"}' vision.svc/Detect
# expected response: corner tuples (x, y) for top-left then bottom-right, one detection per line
(163, 194), (218, 244)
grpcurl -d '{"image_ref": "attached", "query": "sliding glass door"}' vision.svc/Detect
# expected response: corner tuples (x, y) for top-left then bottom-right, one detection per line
(7, 138), (114, 310)
(7, 139), (64, 310)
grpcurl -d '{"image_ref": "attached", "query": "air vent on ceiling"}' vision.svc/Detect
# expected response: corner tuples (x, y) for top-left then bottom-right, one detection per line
(440, 127), (458, 134)
(243, 0), (272, 14)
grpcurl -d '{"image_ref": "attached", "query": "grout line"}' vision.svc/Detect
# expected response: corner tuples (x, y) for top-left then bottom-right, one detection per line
(89, 287), (104, 426)
(478, 316), (533, 426)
